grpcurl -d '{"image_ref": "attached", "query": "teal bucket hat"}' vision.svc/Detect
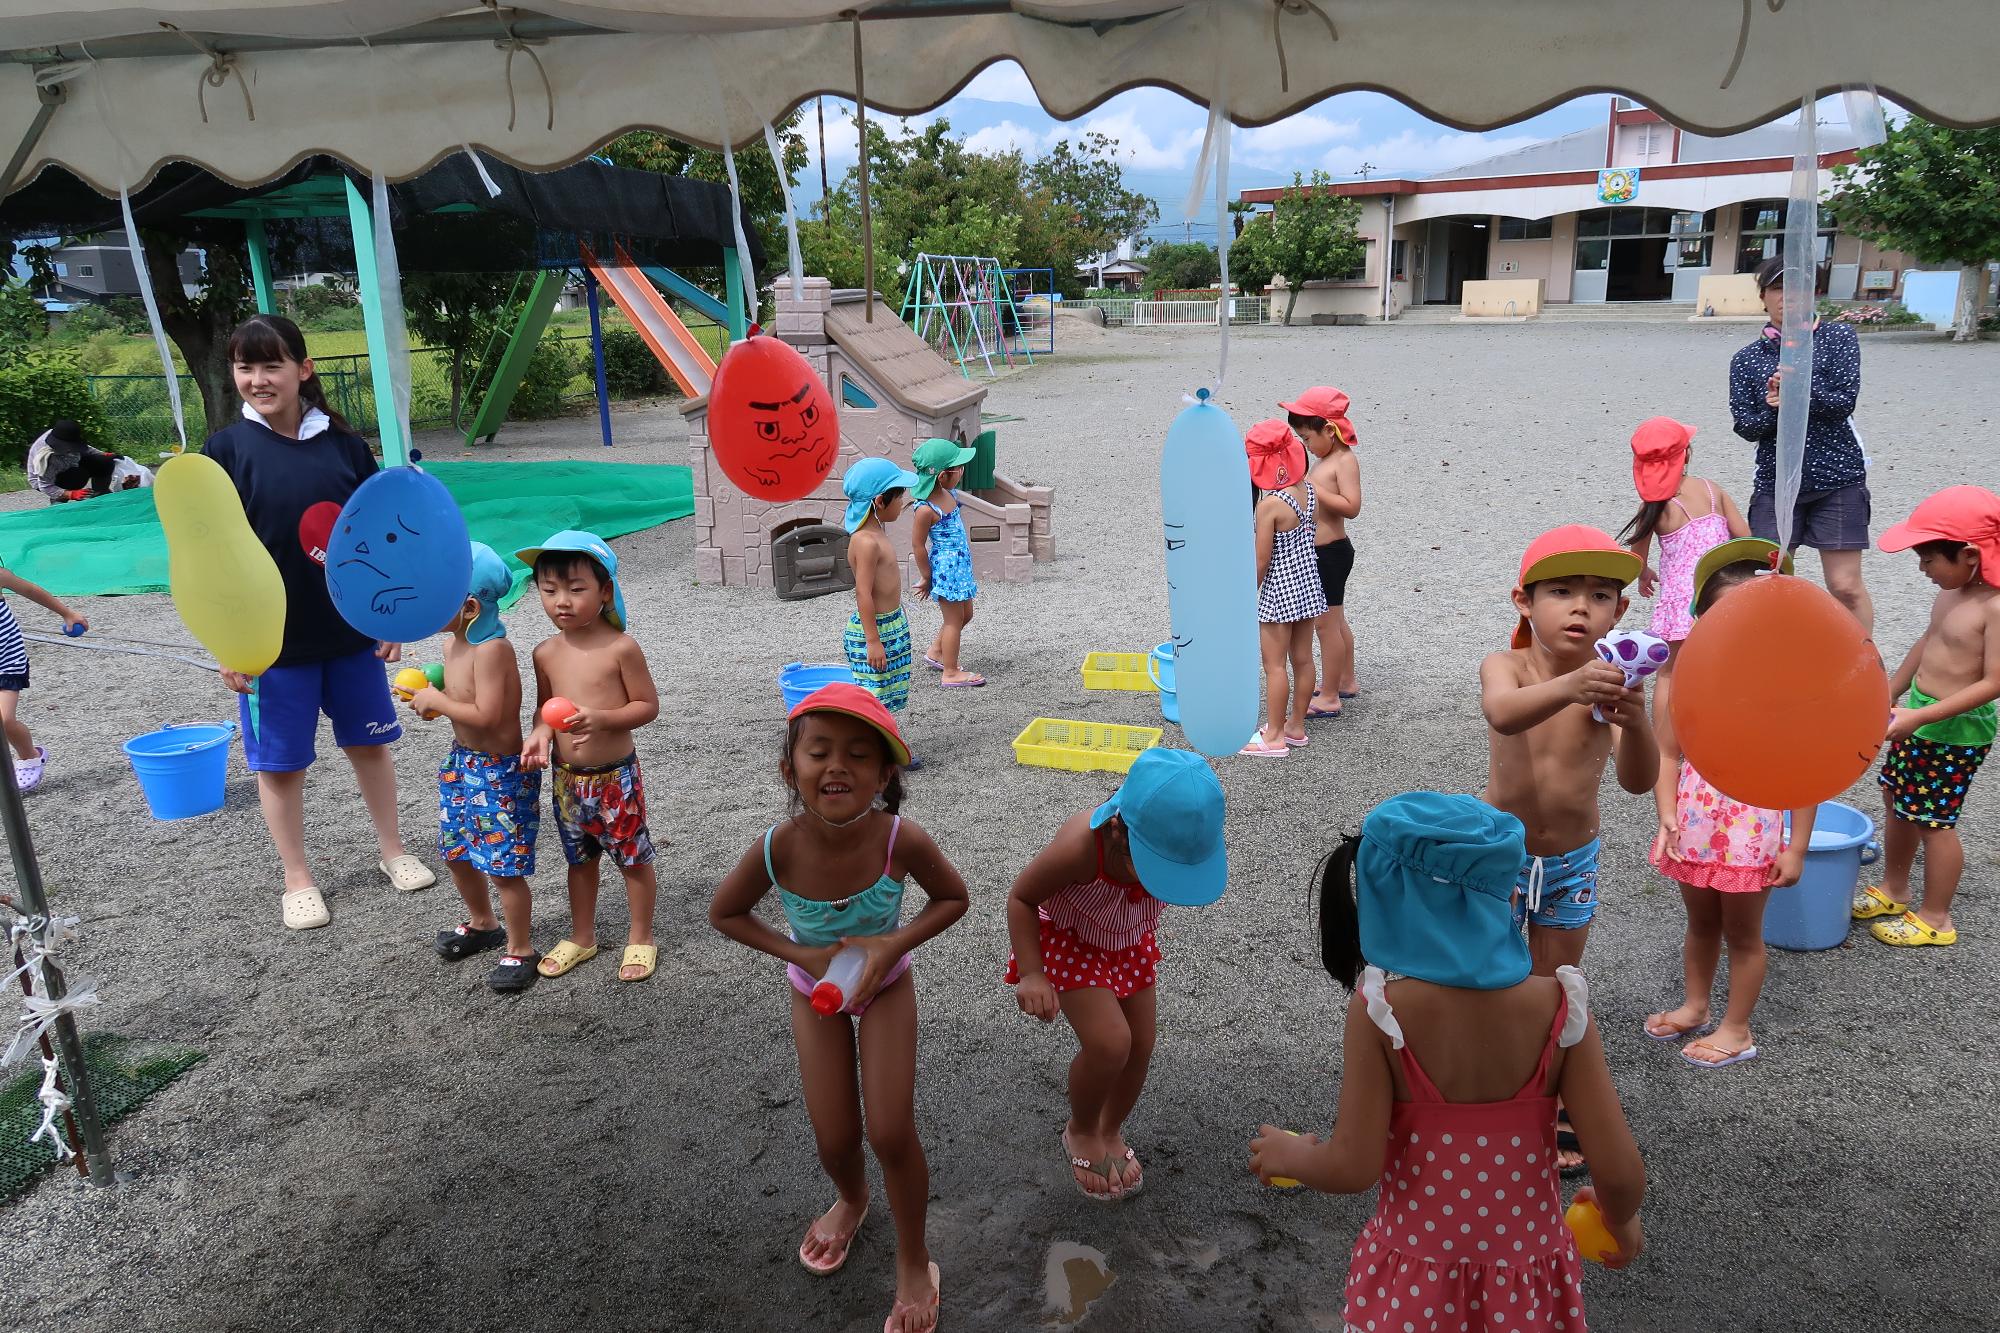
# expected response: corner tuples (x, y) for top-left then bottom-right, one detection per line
(842, 457), (920, 533)
(910, 437), (978, 501)
(1090, 748), (1228, 907)
(1356, 792), (1529, 990)
(515, 529), (628, 630)
(464, 542), (512, 644)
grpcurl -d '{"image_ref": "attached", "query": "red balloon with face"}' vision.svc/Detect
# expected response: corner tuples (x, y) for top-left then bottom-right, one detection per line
(707, 335), (840, 503)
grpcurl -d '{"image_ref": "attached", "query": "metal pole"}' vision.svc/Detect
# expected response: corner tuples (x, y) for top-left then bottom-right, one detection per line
(0, 769), (113, 1186)
(584, 269), (612, 448)
(850, 14), (873, 322)
(816, 97), (830, 231)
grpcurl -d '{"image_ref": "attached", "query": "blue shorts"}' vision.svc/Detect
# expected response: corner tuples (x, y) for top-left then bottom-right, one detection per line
(439, 745), (541, 877)
(239, 647), (402, 773)
(1515, 839), (1602, 931)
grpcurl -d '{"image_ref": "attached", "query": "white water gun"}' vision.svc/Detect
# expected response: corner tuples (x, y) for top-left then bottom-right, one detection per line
(1593, 630), (1669, 724)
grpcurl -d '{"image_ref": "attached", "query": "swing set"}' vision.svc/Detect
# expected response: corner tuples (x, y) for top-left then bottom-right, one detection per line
(898, 252), (1038, 379)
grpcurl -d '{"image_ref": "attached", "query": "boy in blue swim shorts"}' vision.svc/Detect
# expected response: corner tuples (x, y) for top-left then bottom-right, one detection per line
(408, 544), (542, 992)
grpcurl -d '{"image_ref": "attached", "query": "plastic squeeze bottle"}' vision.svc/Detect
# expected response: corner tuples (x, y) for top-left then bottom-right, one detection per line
(810, 947), (869, 1016)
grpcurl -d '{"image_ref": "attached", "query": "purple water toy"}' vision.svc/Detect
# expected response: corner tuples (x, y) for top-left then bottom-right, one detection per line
(1593, 629), (1669, 723)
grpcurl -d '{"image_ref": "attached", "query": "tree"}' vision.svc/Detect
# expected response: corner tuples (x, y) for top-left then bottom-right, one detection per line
(1020, 134), (1158, 297)
(136, 226), (254, 436)
(401, 272), (519, 423)
(1228, 215), (1278, 296)
(1141, 241), (1219, 294)
(1829, 118), (2000, 341)
(601, 116), (808, 287)
(1266, 171), (1366, 326)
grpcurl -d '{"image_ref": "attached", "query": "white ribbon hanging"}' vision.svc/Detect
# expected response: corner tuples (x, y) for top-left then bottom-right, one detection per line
(1842, 86), (1888, 149)
(2, 983), (100, 1070)
(1180, 41), (1233, 391)
(706, 51), (762, 333)
(369, 172), (415, 459)
(1769, 94), (1818, 556)
(117, 189), (189, 455)
(764, 121), (805, 303)
(30, 1055), (73, 1161)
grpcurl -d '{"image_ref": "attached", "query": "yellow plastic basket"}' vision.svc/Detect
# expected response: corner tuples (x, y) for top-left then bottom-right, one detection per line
(1012, 718), (1164, 774)
(1079, 651), (1158, 692)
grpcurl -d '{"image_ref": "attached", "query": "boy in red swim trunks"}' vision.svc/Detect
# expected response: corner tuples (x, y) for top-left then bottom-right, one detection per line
(1854, 487), (2000, 948)
(519, 530), (662, 983)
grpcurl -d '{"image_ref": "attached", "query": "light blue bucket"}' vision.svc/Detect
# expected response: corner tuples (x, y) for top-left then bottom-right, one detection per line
(1765, 799), (1880, 951)
(779, 662), (856, 712)
(122, 722), (236, 821)
(1145, 642), (1179, 724)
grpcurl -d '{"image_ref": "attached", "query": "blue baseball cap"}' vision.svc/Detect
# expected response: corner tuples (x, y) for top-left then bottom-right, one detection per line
(463, 542), (511, 644)
(515, 529), (628, 630)
(1356, 792), (1529, 991)
(842, 457), (920, 533)
(1089, 748), (1227, 907)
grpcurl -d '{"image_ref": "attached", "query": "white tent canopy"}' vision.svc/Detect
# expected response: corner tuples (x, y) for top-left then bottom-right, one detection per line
(3, 1), (1999, 194)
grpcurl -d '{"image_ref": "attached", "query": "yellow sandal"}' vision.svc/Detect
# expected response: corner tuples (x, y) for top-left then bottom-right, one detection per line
(1851, 885), (1906, 921)
(1871, 911), (1957, 948)
(536, 938), (599, 977)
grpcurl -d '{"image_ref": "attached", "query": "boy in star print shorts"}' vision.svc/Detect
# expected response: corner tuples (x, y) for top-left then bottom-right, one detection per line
(1852, 486), (2000, 950)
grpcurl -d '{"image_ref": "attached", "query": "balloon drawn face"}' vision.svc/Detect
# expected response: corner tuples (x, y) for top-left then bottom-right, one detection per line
(708, 335), (840, 504)
(324, 467), (471, 643)
(1159, 399), (1261, 758)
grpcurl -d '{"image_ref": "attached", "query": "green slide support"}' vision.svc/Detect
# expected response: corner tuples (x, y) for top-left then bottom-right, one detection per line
(462, 271), (564, 446)
(341, 174), (410, 467)
(244, 219), (275, 315)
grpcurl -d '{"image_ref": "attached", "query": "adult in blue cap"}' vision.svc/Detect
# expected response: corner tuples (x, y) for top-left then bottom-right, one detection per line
(1005, 747), (1227, 1198)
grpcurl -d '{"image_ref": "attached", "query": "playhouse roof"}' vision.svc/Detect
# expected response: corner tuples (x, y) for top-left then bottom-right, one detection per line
(825, 293), (987, 420)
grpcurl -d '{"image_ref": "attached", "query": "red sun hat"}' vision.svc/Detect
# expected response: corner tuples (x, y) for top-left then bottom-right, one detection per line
(1511, 524), (1644, 648)
(1878, 485), (2000, 574)
(1629, 417), (1695, 502)
(788, 682), (912, 766)
(1245, 419), (1307, 490)
(1278, 386), (1358, 448)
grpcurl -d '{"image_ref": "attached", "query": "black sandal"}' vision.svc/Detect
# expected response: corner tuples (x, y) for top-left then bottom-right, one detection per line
(488, 952), (541, 993)
(435, 922), (507, 961)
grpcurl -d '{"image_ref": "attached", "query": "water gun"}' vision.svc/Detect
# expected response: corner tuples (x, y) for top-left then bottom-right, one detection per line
(810, 946), (868, 1016)
(1592, 630), (1668, 724)
(1564, 1196), (1620, 1264)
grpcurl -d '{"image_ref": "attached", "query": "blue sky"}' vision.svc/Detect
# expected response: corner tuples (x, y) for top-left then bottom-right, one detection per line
(795, 62), (1612, 245)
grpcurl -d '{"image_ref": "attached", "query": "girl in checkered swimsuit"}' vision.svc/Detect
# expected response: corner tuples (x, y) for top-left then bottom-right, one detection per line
(1245, 418), (1328, 756)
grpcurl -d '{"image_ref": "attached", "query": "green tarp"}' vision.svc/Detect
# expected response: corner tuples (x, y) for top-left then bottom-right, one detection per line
(0, 460), (694, 605)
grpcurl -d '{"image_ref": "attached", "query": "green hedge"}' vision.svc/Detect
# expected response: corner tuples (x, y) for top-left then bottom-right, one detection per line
(0, 363), (110, 467)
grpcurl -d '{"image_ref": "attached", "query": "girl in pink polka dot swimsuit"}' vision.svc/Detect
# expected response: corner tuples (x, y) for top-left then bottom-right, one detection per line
(1250, 793), (1646, 1332)
(1006, 749), (1228, 1201)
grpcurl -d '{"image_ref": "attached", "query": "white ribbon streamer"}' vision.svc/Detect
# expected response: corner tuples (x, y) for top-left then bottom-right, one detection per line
(30, 1056), (73, 1161)
(764, 121), (805, 303)
(118, 188), (188, 454)
(1770, 94), (1817, 555)
(370, 171), (415, 457)
(3, 983), (100, 1070)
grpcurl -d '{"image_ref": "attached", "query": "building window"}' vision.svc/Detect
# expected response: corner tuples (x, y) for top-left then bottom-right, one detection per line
(1735, 199), (1839, 286)
(1333, 240), (1371, 283)
(1391, 240), (1408, 282)
(1497, 217), (1553, 241)
(78, 264), (94, 277)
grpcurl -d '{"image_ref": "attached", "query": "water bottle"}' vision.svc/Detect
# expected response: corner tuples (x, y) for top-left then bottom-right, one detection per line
(811, 946), (869, 1016)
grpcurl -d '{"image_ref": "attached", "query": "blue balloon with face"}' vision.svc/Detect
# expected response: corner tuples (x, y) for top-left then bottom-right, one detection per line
(324, 467), (471, 643)
(1160, 396), (1260, 757)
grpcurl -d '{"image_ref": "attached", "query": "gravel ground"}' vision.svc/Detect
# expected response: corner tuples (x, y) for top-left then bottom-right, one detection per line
(5, 322), (1997, 1333)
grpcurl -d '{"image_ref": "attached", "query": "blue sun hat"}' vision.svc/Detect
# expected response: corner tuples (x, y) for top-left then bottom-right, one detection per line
(1357, 792), (1529, 990)
(842, 457), (920, 533)
(462, 542), (512, 644)
(1089, 748), (1228, 907)
(515, 529), (628, 630)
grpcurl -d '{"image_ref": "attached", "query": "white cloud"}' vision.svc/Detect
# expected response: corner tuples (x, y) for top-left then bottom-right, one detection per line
(1329, 129), (1544, 178)
(961, 120), (1053, 157)
(813, 105), (938, 172)
(1235, 113), (1360, 166)
(959, 61), (1040, 109)
(1055, 109), (1208, 171)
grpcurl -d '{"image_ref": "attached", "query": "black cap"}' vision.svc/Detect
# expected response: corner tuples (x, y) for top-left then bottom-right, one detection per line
(48, 419), (83, 443)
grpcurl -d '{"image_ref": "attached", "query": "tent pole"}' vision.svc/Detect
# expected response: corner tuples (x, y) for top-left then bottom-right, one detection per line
(244, 219), (275, 315)
(851, 13), (873, 322)
(722, 250), (748, 340)
(585, 269), (612, 448)
(341, 174), (409, 466)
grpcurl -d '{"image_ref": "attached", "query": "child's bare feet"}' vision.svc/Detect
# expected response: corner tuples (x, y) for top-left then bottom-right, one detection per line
(1643, 1004), (1710, 1040)
(1062, 1125), (1124, 1198)
(885, 1259), (940, 1333)
(798, 1194), (868, 1275)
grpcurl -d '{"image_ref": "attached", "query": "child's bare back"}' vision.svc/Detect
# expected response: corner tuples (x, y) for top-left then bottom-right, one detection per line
(1308, 447), (1359, 546)
(850, 525), (902, 616)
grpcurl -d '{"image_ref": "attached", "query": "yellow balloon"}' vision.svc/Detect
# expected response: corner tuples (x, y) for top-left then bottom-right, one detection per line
(155, 454), (287, 675)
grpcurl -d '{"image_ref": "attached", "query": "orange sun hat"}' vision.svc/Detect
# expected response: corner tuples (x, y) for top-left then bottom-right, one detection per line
(1629, 417), (1695, 502)
(1245, 418), (1307, 490)
(1278, 386), (1358, 448)
(1511, 524), (1644, 648)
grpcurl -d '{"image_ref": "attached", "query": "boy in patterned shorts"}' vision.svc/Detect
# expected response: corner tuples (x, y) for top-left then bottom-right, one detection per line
(1854, 487), (2000, 948)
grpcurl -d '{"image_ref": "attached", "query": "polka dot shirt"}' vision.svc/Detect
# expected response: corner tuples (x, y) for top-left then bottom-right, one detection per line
(1728, 319), (1865, 497)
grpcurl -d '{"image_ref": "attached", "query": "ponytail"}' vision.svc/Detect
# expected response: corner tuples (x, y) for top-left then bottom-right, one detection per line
(1313, 834), (1365, 992)
(227, 314), (355, 437)
(1617, 498), (1668, 547)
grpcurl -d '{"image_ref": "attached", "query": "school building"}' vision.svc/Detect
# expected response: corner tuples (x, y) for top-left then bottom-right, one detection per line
(1239, 98), (1918, 321)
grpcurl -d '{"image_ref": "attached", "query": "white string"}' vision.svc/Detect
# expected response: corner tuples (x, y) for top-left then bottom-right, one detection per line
(29, 1055), (72, 1161)
(117, 188), (189, 454)
(370, 171), (415, 460)
(1770, 93), (1817, 555)
(1213, 91), (1232, 388)
(462, 146), (503, 198)
(763, 121), (804, 302)
(706, 50), (761, 330)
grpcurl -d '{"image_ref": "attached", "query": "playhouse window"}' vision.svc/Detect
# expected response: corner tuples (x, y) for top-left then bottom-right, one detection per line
(840, 376), (877, 410)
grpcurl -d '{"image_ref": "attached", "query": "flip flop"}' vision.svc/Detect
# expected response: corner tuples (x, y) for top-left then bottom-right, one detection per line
(1339, 690), (1360, 700)
(282, 885), (329, 931)
(798, 1202), (868, 1276)
(922, 654), (946, 671)
(1682, 1038), (1759, 1069)
(1870, 911), (1957, 947)
(1851, 884), (1907, 920)
(1642, 1013), (1713, 1042)
(882, 1261), (940, 1333)
(1062, 1127), (1122, 1201)
(619, 943), (658, 982)
(378, 854), (437, 893)
(1282, 731), (1309, 748)
(1556, 1125), (1590, 1179)
(940, 676), (986, 688)
(1116, 1145), (1143, 1197)
(436, 922), (508, 961)
(1239, 731), (1288, 758)
(488, 952), (540, 993)
(537, 938), (599, 977)
(1304, 702), (1342, 719)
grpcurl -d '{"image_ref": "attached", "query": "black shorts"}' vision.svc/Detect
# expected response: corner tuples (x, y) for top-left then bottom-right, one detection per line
(0, 672), (27, 693)
(1315, 538), (1355, 608)
(1749, 482), (1870, 552)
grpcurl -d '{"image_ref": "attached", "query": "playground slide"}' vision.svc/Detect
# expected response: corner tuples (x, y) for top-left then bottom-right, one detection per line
(579, 243), (718, 398)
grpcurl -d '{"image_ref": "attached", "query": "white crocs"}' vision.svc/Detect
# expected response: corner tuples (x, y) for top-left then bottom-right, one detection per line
(282, 885), (330, 930)
(13, 745), (45, 792)
(378, 854), (436, 893)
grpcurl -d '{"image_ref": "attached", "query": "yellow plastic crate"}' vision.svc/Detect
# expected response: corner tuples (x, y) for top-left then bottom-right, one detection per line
(1012, 718), (1163, 774)
(1080, 651), (1158, 692)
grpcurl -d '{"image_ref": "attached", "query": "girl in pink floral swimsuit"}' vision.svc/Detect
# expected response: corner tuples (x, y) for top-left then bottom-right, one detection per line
(1644, 542), (1818, 1069)
(1250, 792), (1647, 1332)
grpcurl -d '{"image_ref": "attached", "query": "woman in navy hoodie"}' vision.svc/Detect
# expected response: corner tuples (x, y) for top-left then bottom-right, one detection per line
(204, 314), (435, 929)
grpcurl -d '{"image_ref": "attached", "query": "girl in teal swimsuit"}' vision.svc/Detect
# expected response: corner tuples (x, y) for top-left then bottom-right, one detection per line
(709, 682), (968, 1333)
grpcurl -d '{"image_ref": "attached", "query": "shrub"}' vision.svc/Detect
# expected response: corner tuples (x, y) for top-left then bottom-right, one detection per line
(72, 331), (124, 375)
(306, 305), (366, 333)
(50, 303), (121, 343)
(599, 327), (670, 398)
(0, 362), (110, 466)
(509, 335), (580, 420)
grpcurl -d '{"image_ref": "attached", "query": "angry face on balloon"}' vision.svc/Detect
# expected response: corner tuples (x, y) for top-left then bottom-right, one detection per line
(741, 379), (836, 490)
(708, 335), (841, 502)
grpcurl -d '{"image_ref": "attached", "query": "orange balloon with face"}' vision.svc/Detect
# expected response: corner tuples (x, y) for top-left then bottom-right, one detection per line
(707, 335), (840, 503)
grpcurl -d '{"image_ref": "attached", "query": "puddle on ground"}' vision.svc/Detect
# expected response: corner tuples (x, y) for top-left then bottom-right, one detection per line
(1044, 1241), (1115, 1325)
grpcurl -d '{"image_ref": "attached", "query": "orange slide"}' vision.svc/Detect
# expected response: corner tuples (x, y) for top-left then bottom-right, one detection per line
(578, 241), (718, 397)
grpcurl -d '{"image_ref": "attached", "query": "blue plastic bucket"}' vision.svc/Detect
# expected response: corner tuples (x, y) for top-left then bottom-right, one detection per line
(1146, 642), (1179, 724)
(122, 722), (236, 821)
(779, 662), (856, 712)
(1765, 800), (1879, 951)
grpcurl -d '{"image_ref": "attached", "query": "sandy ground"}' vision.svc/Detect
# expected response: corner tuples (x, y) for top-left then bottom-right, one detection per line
(5, 322), (1998, 1333)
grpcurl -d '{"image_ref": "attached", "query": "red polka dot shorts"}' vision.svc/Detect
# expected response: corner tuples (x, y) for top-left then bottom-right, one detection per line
(1004, 920), (1160, 999)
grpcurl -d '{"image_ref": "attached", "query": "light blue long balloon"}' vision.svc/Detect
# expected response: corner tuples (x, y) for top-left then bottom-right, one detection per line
(1161, 395), (1260, 757)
